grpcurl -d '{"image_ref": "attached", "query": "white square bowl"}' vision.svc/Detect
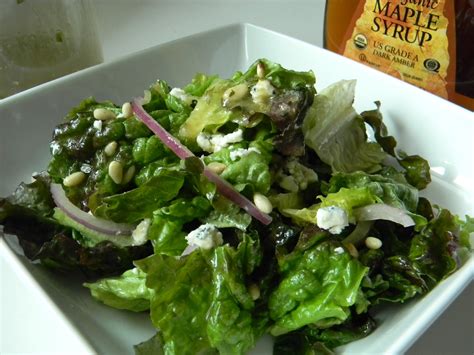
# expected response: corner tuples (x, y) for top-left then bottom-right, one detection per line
(1, 23), (473, 354)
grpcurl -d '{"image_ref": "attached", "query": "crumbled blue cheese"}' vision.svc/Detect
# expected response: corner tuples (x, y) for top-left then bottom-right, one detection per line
(316, 206), (349, 234)
(250, 79), (275, 105)
(93, 120), (103, 131)
(131, 218), (151, 245)
(170, 87), (196, 106)
(229, 147), (260, 161)
(196, 132), (214, 152)
(185, 223), (223, 250)
(80, 164), (93, 174)
(196, 129), (244, 153)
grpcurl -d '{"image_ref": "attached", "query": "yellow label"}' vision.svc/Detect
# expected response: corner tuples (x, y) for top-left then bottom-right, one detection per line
(343, 0), (449, 98)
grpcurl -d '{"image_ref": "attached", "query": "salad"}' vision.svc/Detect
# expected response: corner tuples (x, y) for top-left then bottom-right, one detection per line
(0, 59), (472, 354)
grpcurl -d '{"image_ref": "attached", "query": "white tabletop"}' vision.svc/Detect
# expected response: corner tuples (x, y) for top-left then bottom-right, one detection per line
(1, 1), (473, 354)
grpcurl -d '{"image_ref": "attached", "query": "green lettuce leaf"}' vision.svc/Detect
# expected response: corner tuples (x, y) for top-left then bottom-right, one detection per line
(136, 251), (215, 354)
(93, 170), (185, 223)
(280, 205), (319, 226)
(269, 240), (368, 336)
(179, 79), (233, 142)
(136, 234), (264, 354)
(324, 170), (419, 213)
(148, 196), (211, 255)
(84, 267), (153, 312)
(302, 80), (386, 173)
(203, 196), (252, 231)
(235, 58), (315, 90)
(206, 241), (262, 354)
(132, 136), (169, 165)
(184, 73), (219, 97)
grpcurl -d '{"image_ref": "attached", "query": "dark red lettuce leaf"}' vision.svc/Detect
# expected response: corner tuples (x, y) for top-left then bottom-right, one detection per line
(273, 313), (376, 354)
(1, 173), (152, 279)
(270, 88), (314, 157)
(361, 103), (431, 190)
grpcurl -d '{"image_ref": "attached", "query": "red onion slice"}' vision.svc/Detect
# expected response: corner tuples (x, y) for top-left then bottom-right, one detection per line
(132, 99), (272, 225)
(354, 203), (415, 227)
(132, 98), (193, 160)
(202, 169), (272, 225)
(50, 183), (135, 236)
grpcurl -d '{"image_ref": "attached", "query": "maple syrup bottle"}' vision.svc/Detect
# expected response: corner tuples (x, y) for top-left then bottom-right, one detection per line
(324, 0), (473, 111)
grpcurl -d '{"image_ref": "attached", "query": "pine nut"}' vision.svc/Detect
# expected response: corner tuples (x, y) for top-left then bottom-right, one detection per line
(248, 283), (260, 300)
(257, 62), (265, 79)
(365, 237), (383, 250)
(108, 161), (123, 184)
(93, 108), (116, 121)
(222, 83), (248, 106)
(122, 165), (136, 184)
(122, 102), (133, 118)
(207, 162), (227, 174)
(253, 192), (273, 214)
(63, 171), (86, 187)
(104, 141), (118, 156)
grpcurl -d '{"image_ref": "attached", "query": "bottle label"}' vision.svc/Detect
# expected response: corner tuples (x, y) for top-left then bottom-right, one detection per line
(343, 0), (449, 98)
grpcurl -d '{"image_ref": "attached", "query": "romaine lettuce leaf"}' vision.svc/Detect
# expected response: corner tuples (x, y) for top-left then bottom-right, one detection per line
(302, 80), (386, 173)
(179, 79), (233, 142)
(324, 170), (419, 213)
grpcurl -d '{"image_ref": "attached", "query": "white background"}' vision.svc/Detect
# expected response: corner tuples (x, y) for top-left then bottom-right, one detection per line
(1, 0), (473, 354)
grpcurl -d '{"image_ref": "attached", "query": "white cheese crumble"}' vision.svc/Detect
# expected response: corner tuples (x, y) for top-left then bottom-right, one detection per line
(93, 120), (103, 131)
(196, 132), (214, 152)
(250, 79), (275, 105)
(132, 218), (151, 245)
(80, 164), (93, 174)
(196, 129), (244, 153)
(170, 87), (196, 106)
(316, 206), (349, 235)
(229, 147), (261, 161)
(185, 223), (223, 250)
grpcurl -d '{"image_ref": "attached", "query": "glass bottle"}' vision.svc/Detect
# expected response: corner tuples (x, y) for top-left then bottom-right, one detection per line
(0, 0), (103, 99)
